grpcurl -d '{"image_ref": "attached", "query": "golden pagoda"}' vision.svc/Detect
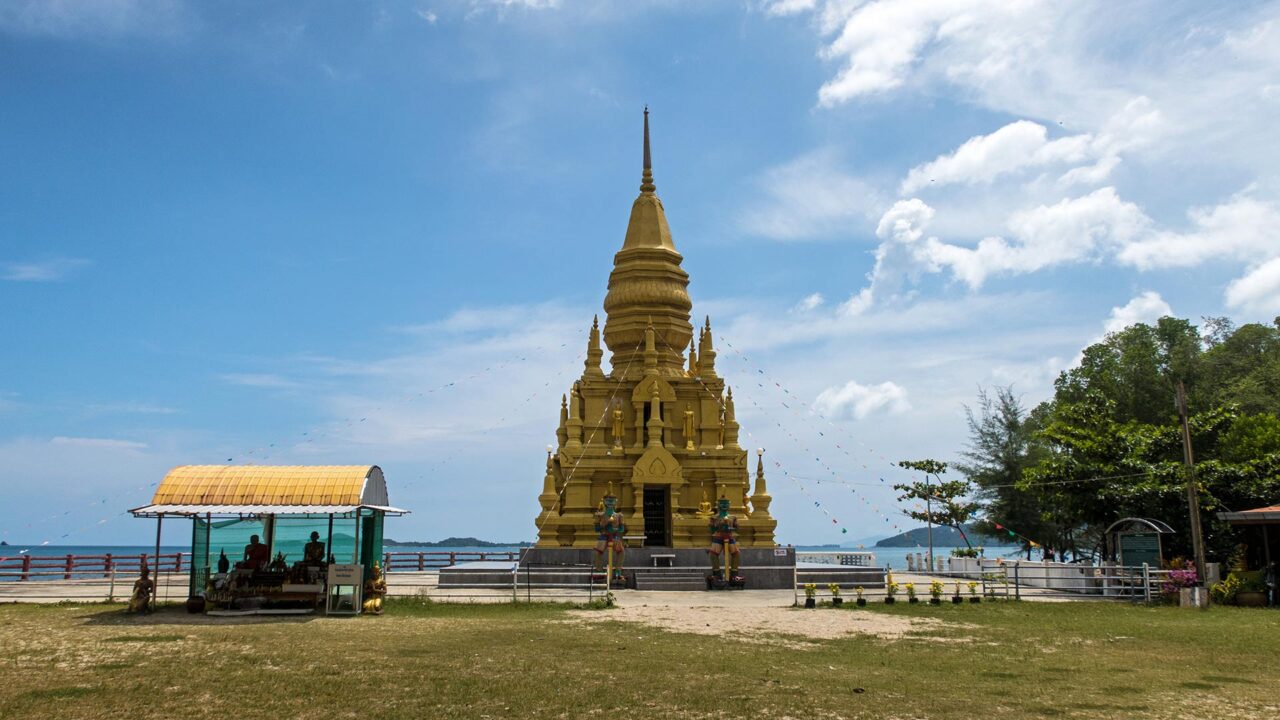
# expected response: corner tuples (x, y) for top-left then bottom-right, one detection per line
(534, 110), (777, 549)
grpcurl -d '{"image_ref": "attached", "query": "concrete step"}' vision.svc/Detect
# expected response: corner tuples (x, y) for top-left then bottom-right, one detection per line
(635, 579), (707, 591)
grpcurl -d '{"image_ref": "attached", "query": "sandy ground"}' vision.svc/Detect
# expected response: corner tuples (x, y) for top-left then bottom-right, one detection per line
(564, 597), (968, 648)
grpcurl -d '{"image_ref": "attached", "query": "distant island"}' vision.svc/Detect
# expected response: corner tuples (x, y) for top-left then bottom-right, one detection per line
(384, 536), (531, 548)
(875, 524), (1015, 548)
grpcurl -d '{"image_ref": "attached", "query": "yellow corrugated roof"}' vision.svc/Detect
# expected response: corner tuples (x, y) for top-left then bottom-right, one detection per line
(152, 465), (376, 507)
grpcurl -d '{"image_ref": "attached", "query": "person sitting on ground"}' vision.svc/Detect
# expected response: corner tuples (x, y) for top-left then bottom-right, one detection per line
(303, 531), (326, 565)
(241, 534), (270, 570)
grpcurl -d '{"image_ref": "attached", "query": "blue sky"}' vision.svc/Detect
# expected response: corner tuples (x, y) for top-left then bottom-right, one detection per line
(2, 1), (1278, 548)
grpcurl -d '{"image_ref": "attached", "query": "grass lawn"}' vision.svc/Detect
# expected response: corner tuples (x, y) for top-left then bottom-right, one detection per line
(1, 598), (1277, 719)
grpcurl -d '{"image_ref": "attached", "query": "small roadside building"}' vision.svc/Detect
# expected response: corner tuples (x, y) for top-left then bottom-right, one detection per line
(1217, 504), (1278, 606)
(131, 465), (407, 614)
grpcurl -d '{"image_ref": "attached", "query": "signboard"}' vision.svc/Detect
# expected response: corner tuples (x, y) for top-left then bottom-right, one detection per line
(774, 549), (789, 557)
(328, 564), (362, 585)
(327, 564), (363, 615)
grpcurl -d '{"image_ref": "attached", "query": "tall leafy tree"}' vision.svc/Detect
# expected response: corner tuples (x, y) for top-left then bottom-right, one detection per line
(955, 387), (1051, 557)
(1022, 315), (1280, 562)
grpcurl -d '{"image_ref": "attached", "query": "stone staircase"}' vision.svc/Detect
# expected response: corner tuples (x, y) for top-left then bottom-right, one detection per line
(632, 567), (707, 591)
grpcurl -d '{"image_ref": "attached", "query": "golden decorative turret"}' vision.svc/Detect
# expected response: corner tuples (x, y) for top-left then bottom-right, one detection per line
(583, 315), (605, 380)
(534, 110), (776, 549)
(602, 108), (693, 379)
(750, 449), (776, 544)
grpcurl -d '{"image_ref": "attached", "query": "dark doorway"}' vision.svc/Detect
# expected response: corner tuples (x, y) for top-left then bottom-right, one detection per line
(643, 487), (669, 546)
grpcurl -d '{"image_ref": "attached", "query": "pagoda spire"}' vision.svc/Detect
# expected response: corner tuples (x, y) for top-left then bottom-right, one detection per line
(602, 107), (692, 378)
(641, 105), (655, 194)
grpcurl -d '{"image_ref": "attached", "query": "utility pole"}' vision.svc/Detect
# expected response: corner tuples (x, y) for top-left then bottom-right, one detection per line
(1176, 380), (1208, 585)
(924, 470), (935, 572)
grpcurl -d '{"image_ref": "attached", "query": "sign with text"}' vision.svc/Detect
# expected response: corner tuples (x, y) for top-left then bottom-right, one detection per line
(328, 563), (362, 585)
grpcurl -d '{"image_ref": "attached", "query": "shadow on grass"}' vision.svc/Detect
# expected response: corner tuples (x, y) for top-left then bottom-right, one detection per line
(15, 686), (102, 701)
(79, 604), (321, 627)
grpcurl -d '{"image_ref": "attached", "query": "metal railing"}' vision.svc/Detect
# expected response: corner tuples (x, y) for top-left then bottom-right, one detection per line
(0, 566), (184, 604)
(792, 561), (1176, 604)
(0, 552), (187, 582)
(381, 550), (521, 573)
(796, 551), (878, 567)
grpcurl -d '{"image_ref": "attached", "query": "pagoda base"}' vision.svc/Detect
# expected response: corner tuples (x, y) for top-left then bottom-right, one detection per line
(437, 546), (798, 590)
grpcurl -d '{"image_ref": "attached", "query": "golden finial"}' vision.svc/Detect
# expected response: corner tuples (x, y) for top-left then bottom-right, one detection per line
(641, 106), (655, 194)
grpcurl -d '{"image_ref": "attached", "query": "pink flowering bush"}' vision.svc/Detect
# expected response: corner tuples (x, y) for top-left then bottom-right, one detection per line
(1161, 561), (1198, 597)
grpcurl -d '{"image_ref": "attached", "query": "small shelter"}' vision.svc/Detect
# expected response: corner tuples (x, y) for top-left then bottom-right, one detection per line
(1101, 517), (1174, 567)
(131, 465), (407, 613)
(1217, 504), (1278, 602)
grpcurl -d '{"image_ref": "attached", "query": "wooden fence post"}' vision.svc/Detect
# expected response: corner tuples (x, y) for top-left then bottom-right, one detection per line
(21, 555), (31, 581)
(104, 553), (113, 578)
(64, 554), (74, 580)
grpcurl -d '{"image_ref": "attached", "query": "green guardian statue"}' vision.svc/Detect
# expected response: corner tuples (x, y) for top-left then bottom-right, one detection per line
(707, 496), (741, 582)
(593, 489), (626, 583)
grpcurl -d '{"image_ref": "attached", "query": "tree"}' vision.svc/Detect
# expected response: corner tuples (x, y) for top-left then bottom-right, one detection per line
(955, 386), (1052, 558)
(952, 316), (1280, 565)
(894, 459), (978, 558)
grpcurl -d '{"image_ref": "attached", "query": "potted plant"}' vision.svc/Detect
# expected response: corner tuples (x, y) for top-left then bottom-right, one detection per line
(1234, 572), (1267, 607)
(855, 586), (866, 607)
(803, 583), (817, 608)
(929, 580), (944, 605)
(1209, 575), (1239, 605)
(906, 583), (918, 604)
(885, 581), (898, 605)
(829, 583), (843, 607)
(967, 581), (980, 603)
(951, 582), (963, 604)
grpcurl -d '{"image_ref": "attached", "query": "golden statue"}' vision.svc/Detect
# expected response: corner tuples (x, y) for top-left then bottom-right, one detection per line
(128, 564), (154, 613)
(683, 402), (696, 450)
(362, 562), (387, 614)
(612, 406), (624, 447)
(696, 490), (713, 519)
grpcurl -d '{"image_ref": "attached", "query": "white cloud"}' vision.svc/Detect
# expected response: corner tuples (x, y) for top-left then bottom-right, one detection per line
(849, 188), (1149, 305)
(813, 379), (910, 419)
(1117, 195), (1280, 271)
(1225, 257), (1280, 316)
(1103, 291), (1173, 334)
(741, 149), (884, 240)
(900, 98), (1163, 194)
(0, 0), (188, 39)
(764, 0), (818, 16)
(220, 373), (301, 389)
(2, 257), (90, 282)
(416, 8), (438, 24)
(802, 0), (1057, 107)
(85, 402), (179, 415)
(795, 293), (825, 312)
(50, 436), (148, 451)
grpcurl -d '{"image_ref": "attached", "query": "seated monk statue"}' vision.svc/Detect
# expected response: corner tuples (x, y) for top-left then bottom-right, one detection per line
(128, 564), (154, 613)
(303, 531), (326, 565)
(241, 534), (270, 570)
